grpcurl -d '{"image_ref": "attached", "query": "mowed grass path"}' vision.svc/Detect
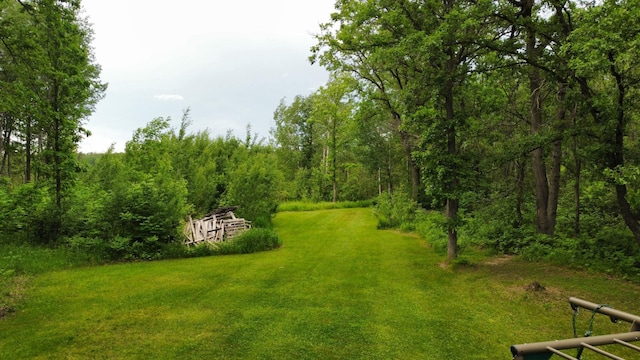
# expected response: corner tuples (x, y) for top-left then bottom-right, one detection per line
(2, 208), (640, 359)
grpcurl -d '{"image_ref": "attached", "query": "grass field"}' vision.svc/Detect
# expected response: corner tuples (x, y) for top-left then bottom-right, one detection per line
(1, 208), (639, 359)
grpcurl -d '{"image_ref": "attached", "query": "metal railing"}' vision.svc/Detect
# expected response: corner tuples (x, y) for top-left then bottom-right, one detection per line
(511, 297), (640, 360)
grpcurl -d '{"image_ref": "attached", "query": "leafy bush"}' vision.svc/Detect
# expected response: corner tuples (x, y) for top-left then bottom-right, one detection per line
(460, 190), (540, 254)
(0, 182), (54, 244)
(520, 229), (640, 280)
(414, 210), (448, 254)
(373, 191), (418, 230)
(213, 228), (281, 255)
(223, 151), (282, 226)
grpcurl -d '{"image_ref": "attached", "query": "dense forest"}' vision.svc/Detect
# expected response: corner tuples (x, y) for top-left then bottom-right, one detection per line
(1, 0), (639, 277)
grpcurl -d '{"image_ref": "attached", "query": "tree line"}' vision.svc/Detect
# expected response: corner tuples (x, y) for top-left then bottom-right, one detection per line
(1, 0), (105, 239)
(1, 0), (639, 274)
(291, 0), (640, 264)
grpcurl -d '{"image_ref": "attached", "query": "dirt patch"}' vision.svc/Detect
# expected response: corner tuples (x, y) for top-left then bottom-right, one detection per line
(0, 306), (15, 318)
(526, 280), (546, 292)
(482, 255), (514, 266)
(502, 282), (568, 302)
(0, 275), (29, 320)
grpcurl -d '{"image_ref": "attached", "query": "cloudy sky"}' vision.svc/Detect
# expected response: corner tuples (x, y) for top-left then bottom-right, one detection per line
(79, 0), (335, 153)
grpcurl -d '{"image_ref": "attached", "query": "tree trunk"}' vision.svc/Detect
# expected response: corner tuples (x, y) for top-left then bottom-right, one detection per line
(444, 68), (458, 262)
(0, 125), (11, 177)
(610, 66), (640, 246)
(546, 82), (567, 237)
(515, 159), (526, 228)
(525, 6), (553, 236)
(25, 118), (32, 183)
(529, 68), (550, 235)
(447, 197), (459, 262)
(573, 117), (581, 236)
(331, 116), (338, 202)
(398, 129), (420, 202)
(616, 184), (640, 246)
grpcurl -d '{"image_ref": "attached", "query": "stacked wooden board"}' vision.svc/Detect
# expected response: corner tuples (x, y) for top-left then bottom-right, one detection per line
(183, 207), (251, 246)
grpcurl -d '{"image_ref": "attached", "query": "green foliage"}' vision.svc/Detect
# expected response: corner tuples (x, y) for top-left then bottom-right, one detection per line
(462, 191), (537, 254)
(180, 242), (217, 258)
(604, 165), (640, 212)
(373, 191), (419, 230)
(57, 120), (193, 260)
(212, 228), (281, 255)
(114, 173), (190, 245)
(4, 0), (640, 289)
(277, 200), (373, 212)
(0, 181), (53, 244)
(272, 77), (379, 203)
(520, 229), (640, 280)
(415, 210), (449, 255)
(223, 150), (282, 227)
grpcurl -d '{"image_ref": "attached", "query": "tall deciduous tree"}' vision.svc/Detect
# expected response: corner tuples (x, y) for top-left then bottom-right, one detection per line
(311, 74), (357, 202)
(0, 0), (105, 242)
(1, 0), (105, 197)
(314, 0), (497, 262)
(312, 0), (424, 202)
(564, 0), (640, 245)
(271, 95), (318, 200)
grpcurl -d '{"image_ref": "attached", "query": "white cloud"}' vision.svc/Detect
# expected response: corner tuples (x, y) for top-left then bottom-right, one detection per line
(154, 94), (185, 101)
(80, 0), (334, 152)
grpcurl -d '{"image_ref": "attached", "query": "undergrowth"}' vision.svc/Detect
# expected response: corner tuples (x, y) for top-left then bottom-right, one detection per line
(277, 200), (372, 212)
(373, 191), (640, 282)
(182, 228), (282, 256)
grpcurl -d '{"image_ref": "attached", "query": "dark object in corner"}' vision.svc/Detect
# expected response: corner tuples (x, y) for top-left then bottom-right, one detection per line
(526, 281), (545, 292)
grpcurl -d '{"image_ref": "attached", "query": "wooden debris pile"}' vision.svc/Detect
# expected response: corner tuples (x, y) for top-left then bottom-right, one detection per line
(184, 206), (251, 246)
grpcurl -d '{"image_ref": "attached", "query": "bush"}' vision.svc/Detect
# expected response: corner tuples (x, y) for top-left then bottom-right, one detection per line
(213, 228), (281, 255)
(415, 211), (448, 254)
(517, 228), (640, 280)
(373, 191), (418, 230)
(0, 182), (54, 244)
(223, 151), (282, 226)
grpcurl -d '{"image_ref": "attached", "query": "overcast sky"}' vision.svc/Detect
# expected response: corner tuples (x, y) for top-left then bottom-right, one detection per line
(78, 0), (335, 153)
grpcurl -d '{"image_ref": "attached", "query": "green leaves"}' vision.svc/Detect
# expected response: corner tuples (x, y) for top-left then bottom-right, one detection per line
(223, 150), (283, 227)
(564, 0), (640, 80)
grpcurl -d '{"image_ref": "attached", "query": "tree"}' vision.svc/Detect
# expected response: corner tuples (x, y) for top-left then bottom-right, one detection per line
(271, 95), (318, 200)
(312, 0), (425, 202)
(224, 147), (283, 227)
(310, 74), (357, 202)
(314, 0), (500, 262)
(564, 0), (640, 246)
(0, 0), (104, 243)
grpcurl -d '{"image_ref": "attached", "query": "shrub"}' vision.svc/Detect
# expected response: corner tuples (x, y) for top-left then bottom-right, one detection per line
(0, 182), (54, 244)
(213, 228), (281, 255)
(223, 151), (282, 226)
(517, 228), (640, 281)
(373, 191), (418, 230)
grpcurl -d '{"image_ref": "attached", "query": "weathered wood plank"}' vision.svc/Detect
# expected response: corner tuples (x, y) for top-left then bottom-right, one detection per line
(184, 208), (250, 245)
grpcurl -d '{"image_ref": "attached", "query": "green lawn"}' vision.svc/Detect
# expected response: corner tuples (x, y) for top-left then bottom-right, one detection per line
(1, 208), (639, 359)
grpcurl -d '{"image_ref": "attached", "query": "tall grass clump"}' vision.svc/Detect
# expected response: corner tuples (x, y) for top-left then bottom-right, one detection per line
(0, 243), (96, 276)
(277, 200), (372, 212)
(213, 228), (281, 255)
